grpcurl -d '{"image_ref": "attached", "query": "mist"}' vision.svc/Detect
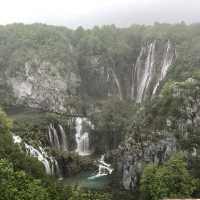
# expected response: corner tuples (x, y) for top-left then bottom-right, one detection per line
(0, 0), (200, 28)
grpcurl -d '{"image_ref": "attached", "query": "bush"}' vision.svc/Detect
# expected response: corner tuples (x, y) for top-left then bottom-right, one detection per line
(140, 154), (197, 200)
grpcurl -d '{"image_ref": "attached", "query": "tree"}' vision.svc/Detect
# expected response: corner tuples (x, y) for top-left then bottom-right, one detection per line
(140, 154), (197, 200)
(0, 159), (48, 200)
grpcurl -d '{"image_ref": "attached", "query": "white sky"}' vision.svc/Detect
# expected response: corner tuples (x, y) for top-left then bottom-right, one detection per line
(0, 0), (200, 28)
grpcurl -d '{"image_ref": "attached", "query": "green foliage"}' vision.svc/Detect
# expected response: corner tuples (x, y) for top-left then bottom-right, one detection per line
(0, 108), (46, 178)
(0, 107), (13, 132)
(92, 100), (136, 150)
(1, 23), (200, 104)
(68, 188), (112, 200)
(140, 154), (197, 200)
(0, 108), (113, 199)
(1, 23), (200, 199)
(0, 159), (48, 200)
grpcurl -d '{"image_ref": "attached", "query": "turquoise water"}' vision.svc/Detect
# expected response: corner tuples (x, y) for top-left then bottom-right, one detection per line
(63, 171), (111, 189)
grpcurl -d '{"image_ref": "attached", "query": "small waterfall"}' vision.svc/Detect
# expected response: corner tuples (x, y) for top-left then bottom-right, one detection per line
(48, 123), (68, 151)
(49, 123), (60, 149)
(75, 117), (91, 156)
(110, 68), (123, 100)
(58, 124), (68, 151)
(88, 155), (113, 179)
(12, 135), (61, 176)
(25, 143), (51, 175)
(54, 159), (62, 178)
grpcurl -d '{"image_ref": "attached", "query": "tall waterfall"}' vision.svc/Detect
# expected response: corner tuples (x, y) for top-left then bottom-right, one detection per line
(48, 123), (68, 151)
(152, 40), (174, 95)
(136, 41), (156, 102)
(13, 135), (60, 176)
(75, 117), (91, 156)
(88, 155), (113, 179)
(110, 68), (123, 100)
(132, 40), (175, 102)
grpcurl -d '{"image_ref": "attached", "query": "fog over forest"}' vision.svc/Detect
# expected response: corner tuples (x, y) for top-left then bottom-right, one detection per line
(0, 0), (199, 28)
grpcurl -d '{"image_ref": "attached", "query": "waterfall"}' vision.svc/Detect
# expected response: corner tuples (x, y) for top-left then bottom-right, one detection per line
(75, 117), (91, 156)
(132, 40), (175, 102)
(54, 159), (62, 178)
(136, 41), (156, 102)
(152, 40), (174, 95)
(110, 68), (123, 100)
(12, 134), (61, 176)
(58, 124), (68, 151)
(25, 143), (51, 175)
(48, 123), (68, 151)
(48, 124), (60, 149)
(88, 154), (113, 180)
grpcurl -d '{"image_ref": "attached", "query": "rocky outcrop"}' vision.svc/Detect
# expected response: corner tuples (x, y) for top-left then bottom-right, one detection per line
(6, 56), (80, 112)
(117, 136), (176, 190)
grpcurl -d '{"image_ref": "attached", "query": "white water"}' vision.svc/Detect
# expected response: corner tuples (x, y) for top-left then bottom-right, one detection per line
(75, 117), (91, 156)
(12, 135), (60, 176)
(13, 135), (22, 144)
(49, 124), (60, 149)
(88, 155), (113, 180)
(25, 143), (51, 174)
(111, 68), (123, 100)
(131, 47), (145, 100)
(58, 124), (68, 151)
(152, 40), (174, 95)
(48, 123), (68, 151)
(136, 41), (156, 102)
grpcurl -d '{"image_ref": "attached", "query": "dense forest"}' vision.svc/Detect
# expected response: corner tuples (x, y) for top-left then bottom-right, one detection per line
(0, 22), (200, 199)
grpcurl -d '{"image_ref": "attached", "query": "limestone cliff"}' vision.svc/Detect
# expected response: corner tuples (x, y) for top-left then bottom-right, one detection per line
(1, 39), (175, 111)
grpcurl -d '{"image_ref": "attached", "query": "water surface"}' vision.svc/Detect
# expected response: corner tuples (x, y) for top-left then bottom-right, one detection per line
(63, 171), (111, 189)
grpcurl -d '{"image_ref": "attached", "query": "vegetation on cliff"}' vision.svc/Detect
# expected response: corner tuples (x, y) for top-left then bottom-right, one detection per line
(0, 22), (200, 199)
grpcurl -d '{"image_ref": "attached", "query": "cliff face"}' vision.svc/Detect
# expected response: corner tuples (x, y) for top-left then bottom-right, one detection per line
(118, 136), (176, 190)
(5, 56), (80, 112)
(1, 39), (176, 111)
(77, 40), (176, 103)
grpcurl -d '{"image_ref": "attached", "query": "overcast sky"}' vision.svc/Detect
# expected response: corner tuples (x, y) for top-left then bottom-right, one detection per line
(0, 0), (200, 28)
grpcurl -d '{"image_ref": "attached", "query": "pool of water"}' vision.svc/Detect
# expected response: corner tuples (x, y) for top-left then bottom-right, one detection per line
(62, 171), (111, 189)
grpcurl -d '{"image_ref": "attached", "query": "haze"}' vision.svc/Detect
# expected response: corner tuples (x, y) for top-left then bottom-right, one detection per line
(0, 0), (200, 28)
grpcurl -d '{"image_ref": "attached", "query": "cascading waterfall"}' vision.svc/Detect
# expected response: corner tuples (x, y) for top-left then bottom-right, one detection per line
(48, 123), (68, 151)
(88, 155), (113, 179)
(13, 134), (60, 176)
(25, 143), (52, 174)
(48, 123), (60, 148)
(58, 124), (68, 151)
(75, 117), (91, 156)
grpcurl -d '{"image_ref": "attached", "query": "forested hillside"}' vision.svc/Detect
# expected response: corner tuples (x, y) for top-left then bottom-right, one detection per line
(0, 23), (200, 199)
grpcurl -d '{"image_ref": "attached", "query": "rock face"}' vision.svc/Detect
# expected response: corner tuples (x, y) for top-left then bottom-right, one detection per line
(6, 56), (80, 112)
(118, 136), (176, 190)
(1, 40), (175, 111)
